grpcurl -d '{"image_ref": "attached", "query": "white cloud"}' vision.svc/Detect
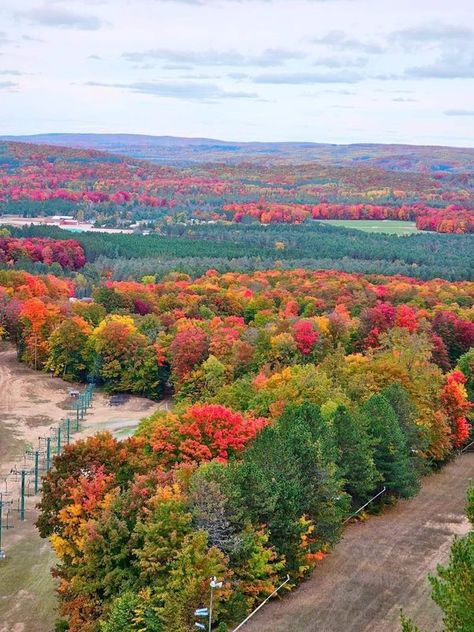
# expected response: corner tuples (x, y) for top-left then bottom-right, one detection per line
(84, 80), (258, 101)
(123, 48), (305, 67)
(1, 0), (473, 145)
(17, 5), (105, 30)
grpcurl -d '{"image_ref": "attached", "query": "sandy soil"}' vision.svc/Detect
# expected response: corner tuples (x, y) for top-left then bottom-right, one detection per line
(245, 453), (474, 632)
(0, 345), (165, 632)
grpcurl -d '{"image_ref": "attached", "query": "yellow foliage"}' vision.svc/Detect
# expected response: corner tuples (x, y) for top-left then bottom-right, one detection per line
(313, 316), (330, 334)
(93, 314), (136, 337)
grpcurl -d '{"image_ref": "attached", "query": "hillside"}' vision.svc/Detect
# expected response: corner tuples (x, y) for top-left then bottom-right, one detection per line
(1, 140), (473, 237)
(2, 134), (474, 171)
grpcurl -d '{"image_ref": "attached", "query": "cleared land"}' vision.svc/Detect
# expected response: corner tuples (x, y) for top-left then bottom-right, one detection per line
(0, 345), (163, 632)
(245, 453), (474, 632)
(317, 220), (419, 235)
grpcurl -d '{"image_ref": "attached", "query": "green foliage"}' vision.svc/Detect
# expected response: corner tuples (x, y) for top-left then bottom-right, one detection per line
(332, 405), (380, 507)
(100, 591), (163, 632)
(363, 394), (419, 498)
(46, 318), (92, 381)
(401, 486), (474, 632)
(380, 384), (429, 475)
(400, 612), (423, 632)
(237, 403), (348, 576)
(457, 348), (474, 403)
(8, 221), (474, 282)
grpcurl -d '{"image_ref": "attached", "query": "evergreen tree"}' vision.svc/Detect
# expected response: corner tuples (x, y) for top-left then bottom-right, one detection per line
(363, 394), (419, 498)
(381, 384), (428, 475)
(237, 403), (348, 575)
(332, 405), (380, 507)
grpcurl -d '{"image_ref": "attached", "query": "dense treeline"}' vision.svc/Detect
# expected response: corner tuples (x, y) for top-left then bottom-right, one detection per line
(6, 223), (474, 281)
(1, 266), (466, 630)
(0, 235), (85, 269)
(222, 201), (474, 232)
(1, 267), (472, 630)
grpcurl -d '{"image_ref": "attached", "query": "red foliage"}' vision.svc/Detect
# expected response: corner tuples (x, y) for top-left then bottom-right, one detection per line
(394, 304), (418, 333)
(292, 320), (319, 354)
(170, 326), (209, 381)
(440, 371), (472, 448)
(150, 403), (268, 464)
(222, 201), (474, 233)
(0, 237), (85, 269)
(416, 208), (474, 233)
(433, 311), (474, 364)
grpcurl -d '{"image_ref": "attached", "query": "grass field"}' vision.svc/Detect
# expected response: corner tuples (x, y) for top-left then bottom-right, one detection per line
(316, 219), (419, 235)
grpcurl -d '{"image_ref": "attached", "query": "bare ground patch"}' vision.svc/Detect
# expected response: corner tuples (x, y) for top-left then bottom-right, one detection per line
(245, 453), (474, 632)
(0, 346), (164, 632)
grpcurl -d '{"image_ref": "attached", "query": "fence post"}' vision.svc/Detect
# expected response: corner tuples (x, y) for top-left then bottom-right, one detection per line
(34, 450), (40, 494)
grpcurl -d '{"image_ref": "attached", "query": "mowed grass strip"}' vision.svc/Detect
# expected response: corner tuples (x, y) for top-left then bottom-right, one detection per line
(317, 219), (419, 235)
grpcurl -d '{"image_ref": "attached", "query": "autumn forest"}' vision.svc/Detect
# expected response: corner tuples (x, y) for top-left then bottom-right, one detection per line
(0, 137), (473, 632)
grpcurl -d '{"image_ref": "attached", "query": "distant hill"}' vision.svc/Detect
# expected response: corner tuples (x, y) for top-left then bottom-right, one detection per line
(1, 133), (474, 172)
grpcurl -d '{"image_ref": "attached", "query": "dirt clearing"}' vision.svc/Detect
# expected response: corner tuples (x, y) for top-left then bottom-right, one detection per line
(245, 453), (474, 632)
(0, 345), (164, 632)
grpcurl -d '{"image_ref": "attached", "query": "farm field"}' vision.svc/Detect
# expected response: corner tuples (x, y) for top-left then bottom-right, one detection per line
(0, 345), (163, 632)
(317, 219), (420, 235)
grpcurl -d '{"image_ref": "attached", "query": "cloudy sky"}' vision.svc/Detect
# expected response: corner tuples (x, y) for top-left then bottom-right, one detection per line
(1, 0), (473, 146)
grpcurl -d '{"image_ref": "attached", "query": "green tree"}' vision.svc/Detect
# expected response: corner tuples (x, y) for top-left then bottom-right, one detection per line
(429, 486), (474, 632)
(381, 384), (429, 475)
(457, 348), (474, 403)
(237, 403), (348, 576)
(363, 394), (419, 498)
(332, 405), (380, 507)
(46, 317), (92, 381)
(101, 591), (163, 632)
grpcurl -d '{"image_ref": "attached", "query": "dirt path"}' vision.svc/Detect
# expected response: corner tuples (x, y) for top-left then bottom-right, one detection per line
(0, 345), (165, 632)
(245, 453), (474, 632)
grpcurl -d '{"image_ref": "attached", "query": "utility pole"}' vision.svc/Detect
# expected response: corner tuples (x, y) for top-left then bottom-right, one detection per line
(209, 576), (223, 632)
(63, 417), (71, 445)
(26, 449), (42, 495)
(0, 492), (13, 560)
(39, 435), (52, 471)
(75, 401), (81, 431)
(10, 468), (29, 521)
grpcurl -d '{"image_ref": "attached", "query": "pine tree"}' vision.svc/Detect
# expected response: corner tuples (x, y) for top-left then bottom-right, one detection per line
(238, 403), (348, 575)
(381, 384), (428, 475)
(363, 394), (419, 498)
(332, 405), (381, 507)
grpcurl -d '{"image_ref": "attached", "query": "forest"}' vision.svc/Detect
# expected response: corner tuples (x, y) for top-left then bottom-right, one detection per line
(0, 139), (473, 631)
(0, 261), (473, 630)
(1, 141), (473, 233)
(4, 223), (474, 282)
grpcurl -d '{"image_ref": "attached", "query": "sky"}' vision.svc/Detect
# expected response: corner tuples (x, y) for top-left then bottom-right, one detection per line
(0, 0), (473, 146)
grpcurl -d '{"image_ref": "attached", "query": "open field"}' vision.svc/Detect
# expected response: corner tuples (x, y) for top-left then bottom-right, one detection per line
(0, 216), (134, 234)
(246, 452), (474, 632)
(0, 345), (163, 632)
(316, 219), (420, 235)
